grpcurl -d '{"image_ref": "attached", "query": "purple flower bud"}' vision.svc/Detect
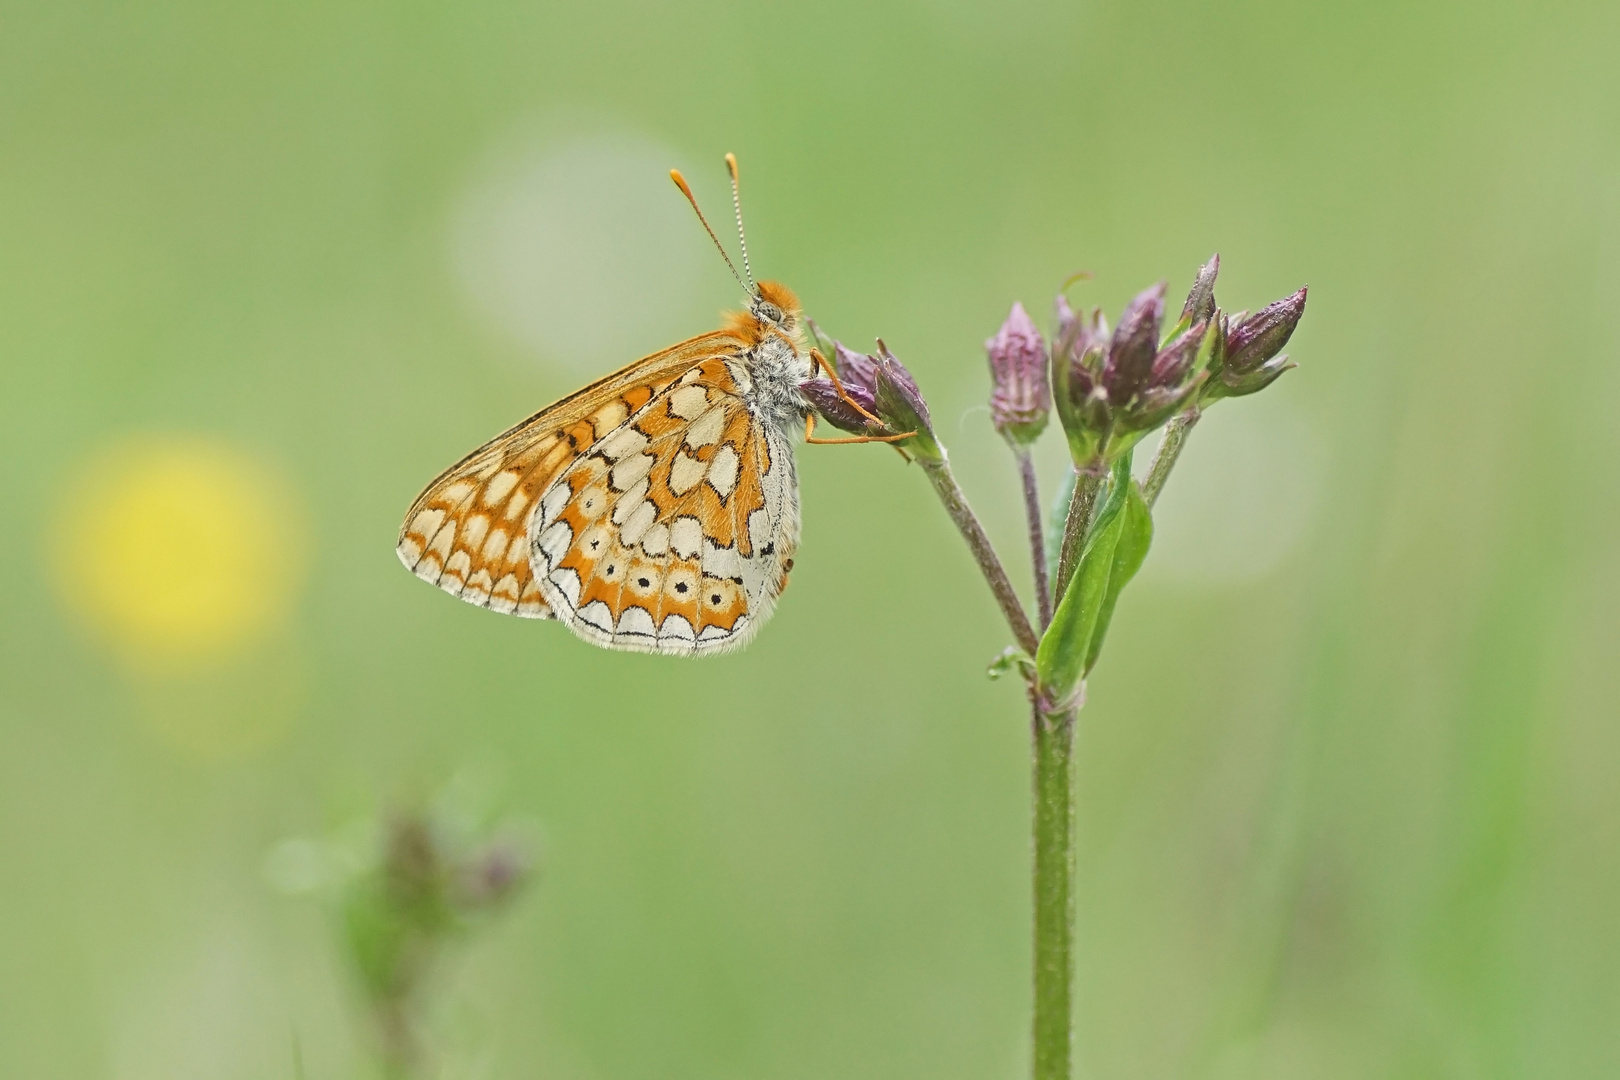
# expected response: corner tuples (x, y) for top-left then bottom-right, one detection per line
(1052, 296), (1113, 467)
(1225, 287), (1307, 375)
(1054, 295), (1107, 368)
(458, 840), (531, 910)
(985, 302), (1051, 446)
(1102, 283), (1166, 403)
(798, 375), (877, 435)
(1180, 254), (1219, 326)
(1055, 293), (1078, 339)
(1105, 318), (1208, 435)
(1051, 280), (1219, 466)
(833, 340), (880, 396)
(873, 340), (939, 459)
(800, 340), (935, 454)
(1149, 320), (1206, 388)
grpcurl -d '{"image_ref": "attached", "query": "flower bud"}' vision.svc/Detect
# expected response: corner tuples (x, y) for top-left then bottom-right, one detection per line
(1180, 253), (1219, 326)
(800, 322), (887, 435)
(873, 340), (939, 459)
(985, 302), (1051, 447)
(1051, 283), (1207, 468)
(798, 376), (876, 435)
(1053, 294), (1108, 384)
(834, 340), (880, 394)
(1052, 298), (1110, 467)
(458, 839), (531, 911)
(1148, 319), (1206, 395)
(1102, 283), (1166, 404)
(1225, 287), (1306, 373)
(1204, 286), (1307, 400)
(798, 340), (936, 456)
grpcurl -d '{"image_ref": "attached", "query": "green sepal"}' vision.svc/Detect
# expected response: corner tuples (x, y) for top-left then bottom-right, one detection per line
(806, 319), (838, 364)
(1160, 312), (1193, 349)
(1035, 455), (1132, 701)
(1081, 476), (1153, 676)
(1104, 426), (1151, 463)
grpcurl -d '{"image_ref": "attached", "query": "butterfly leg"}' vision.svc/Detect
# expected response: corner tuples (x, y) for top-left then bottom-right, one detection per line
(803, 413), (916, 445)
(808, 348), (892, 429)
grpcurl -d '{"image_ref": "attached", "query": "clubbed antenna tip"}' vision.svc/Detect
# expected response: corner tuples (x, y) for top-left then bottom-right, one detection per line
(670, 167), (748, 292)
(724, 152), (755, 292)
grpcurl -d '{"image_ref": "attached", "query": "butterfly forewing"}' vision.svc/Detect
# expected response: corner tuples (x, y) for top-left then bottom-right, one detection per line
(395, 332), (746, 619)
(531, 357), (799, 655)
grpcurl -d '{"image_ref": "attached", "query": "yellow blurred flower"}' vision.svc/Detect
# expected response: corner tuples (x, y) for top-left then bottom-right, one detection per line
(51, 436), (308, 672)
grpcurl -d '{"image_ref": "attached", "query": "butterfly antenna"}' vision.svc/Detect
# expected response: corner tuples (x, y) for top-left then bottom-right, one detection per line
(724, 153), (756, 293)
(670, 168), (749, 293)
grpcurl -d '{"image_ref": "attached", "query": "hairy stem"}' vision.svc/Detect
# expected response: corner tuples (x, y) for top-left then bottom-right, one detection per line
(1142, 409), (1201, 509)
(918, 455), (1040, 656)
(1053, 470), (1103, 603)
(1015, 450), (1053, 630)
(1032, 698), (1077, 1080)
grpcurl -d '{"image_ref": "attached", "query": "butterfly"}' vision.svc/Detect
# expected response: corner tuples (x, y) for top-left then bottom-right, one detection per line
(397, 154), (906, 655)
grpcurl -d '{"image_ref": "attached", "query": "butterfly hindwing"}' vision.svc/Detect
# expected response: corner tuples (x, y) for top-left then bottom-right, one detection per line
(531, 357), (800, 655)
(395, 332), (745, 617)
(397, 422), (573, 619)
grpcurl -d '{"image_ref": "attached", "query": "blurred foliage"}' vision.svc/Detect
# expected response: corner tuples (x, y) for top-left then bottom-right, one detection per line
(268, 781), (531, 1077)
(2, 0), (1619, 1078)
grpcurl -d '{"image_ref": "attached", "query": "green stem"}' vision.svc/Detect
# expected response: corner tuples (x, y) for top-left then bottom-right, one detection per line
(1053, 469), (1103, 602)
(1014, 449), (1053, 630)
(918, 455), (1040, 656)
(1032, 698), (1077, 1080)
(1141, 409), (1201, 509)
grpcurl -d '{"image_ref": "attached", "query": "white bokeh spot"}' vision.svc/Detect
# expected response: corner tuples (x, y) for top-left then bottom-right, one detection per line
(451, 127), (719, 374)
(1138, 394), (1324, 586)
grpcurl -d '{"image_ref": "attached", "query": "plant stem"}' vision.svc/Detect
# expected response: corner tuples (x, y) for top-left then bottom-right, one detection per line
(918, 455), (1040, 656)
(1046, 467), (1076, 585)
(1032, 698), (1077, 1080)
(1141, 409), (1201, 509)
(1015, 449), (1053, 630)
(1053, 470), (1102, 603)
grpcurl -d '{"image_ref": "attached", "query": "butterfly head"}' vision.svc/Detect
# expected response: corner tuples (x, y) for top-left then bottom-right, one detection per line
(750, 280), (800, 334)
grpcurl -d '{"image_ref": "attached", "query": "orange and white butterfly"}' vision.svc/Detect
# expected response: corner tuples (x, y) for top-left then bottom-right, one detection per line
(397, 155), (892, 655)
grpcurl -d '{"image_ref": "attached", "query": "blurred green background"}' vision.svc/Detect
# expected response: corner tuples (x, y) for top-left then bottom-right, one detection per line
(3, 0), (1618, 1076)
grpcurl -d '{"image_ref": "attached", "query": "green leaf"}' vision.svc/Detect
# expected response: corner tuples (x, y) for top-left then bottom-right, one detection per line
(1036, 456), (1132, 701)
(1082, 477), (1153, 676)
(987, 647), (1035, 682)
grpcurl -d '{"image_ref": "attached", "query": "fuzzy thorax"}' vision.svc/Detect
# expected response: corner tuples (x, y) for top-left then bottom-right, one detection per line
(725, 280), (812, 439)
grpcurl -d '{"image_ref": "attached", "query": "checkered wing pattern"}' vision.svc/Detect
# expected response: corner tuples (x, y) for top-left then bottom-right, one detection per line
(530, 356), (799, 655)
(395, 332), (748, 621)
